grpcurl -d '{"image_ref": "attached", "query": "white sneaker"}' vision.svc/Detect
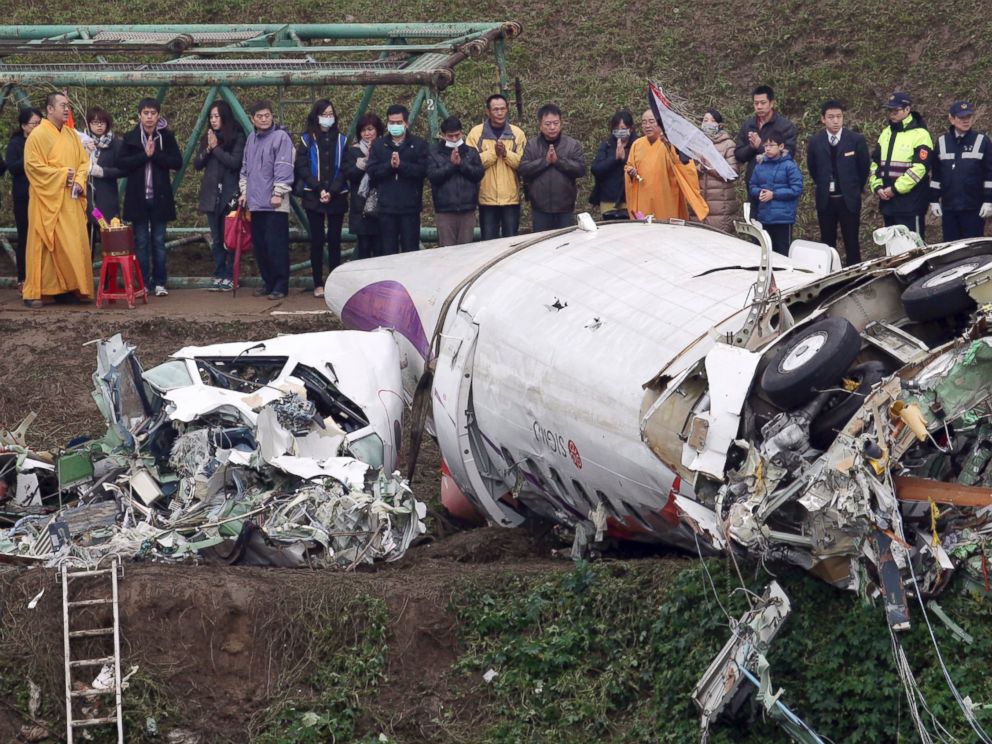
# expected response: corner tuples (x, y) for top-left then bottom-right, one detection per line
(154, 285), (168, 297)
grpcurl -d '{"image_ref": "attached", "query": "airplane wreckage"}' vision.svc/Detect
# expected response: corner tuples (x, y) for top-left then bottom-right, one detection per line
(3, 215), (992, 741)
(325, 217), (992, 742)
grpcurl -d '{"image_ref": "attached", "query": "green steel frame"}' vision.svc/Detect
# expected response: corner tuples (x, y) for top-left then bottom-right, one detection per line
(0, 23), (520, 287)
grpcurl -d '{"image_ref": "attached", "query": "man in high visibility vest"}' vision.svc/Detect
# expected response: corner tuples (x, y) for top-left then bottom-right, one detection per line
(869, 92), (934, 240)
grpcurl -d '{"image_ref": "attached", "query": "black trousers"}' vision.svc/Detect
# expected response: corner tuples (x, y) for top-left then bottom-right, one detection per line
(250, 211), (290, 295)
(942, 210), (984, 241)
(353, 233), (380, 260)
(378, 212), (421, 255)
(883, 213), (926, 242)
(764, 223), (793, 256)
(817, 197), (862, 265)
(306, 210), (345, 286)
(13, 192), (27, 282)
(532, 210), (575, 232)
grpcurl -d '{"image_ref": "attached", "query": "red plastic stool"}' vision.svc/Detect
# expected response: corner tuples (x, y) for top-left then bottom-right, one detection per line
(96, 253), (148, 309)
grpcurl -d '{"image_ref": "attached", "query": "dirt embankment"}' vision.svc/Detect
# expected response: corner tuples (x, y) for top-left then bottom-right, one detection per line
(0, 289), (583, 742)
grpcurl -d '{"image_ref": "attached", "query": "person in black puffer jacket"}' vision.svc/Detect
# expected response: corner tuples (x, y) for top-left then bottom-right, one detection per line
(590, 110), (635, 219)
(194, 100), (246, 291)
(342, 112), (384, 260)
(427, 116), (484, 246)
(295, 98), (349, 296)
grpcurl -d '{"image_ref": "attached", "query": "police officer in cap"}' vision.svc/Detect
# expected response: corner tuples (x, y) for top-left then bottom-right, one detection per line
(929, 100), (992, 240)
(869, 91), (934, 239)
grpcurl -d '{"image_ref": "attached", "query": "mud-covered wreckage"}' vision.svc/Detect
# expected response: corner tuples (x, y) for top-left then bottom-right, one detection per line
(0, 330), (425, 568)
(324, 218), (992, 741)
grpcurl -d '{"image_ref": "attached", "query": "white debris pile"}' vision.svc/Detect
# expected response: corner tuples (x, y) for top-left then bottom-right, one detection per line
(0, 332), (425, 569)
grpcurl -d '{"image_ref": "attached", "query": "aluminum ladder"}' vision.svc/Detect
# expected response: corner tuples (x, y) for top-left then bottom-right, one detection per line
(60, 557), (124, 743)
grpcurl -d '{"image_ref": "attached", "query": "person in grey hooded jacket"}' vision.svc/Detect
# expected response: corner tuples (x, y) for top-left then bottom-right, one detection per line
(518, 104), (586, 231)
(238, 100), (295, 300)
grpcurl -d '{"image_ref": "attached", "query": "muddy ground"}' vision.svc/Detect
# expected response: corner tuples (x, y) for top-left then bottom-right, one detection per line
(0, 286), (673, 742)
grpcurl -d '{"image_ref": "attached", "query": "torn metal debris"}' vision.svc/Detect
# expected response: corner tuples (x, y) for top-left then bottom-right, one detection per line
(0, 331), (425, 569)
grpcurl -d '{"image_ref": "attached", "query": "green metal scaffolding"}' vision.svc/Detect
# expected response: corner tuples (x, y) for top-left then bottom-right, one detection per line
(0, 22), (521, 287)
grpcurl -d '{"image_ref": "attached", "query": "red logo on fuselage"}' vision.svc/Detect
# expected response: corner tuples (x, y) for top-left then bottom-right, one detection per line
(568, 439), (582, 469)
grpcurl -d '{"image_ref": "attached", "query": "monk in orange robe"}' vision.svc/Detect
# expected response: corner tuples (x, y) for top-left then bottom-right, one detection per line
(22, 92), (92, 307)
(625, 109), (709, 222)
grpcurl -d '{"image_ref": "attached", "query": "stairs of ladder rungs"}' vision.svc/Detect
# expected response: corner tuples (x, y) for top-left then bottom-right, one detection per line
(60, 557), (125, 743)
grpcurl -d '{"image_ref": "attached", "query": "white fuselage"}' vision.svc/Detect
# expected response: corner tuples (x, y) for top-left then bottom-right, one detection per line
(326, 223), (814, 541)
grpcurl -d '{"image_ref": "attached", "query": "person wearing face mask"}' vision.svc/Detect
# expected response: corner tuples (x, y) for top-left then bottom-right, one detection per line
(590, 111), (635, 219)
(426, 116), (484, 246)
(6, 107), (41, 294)
(342, 113), (385, 260)
(367, 104), (429, 255)
(82, 107), (124, 255)
(697, 109), (739, 233)
(295, 99), (349, 297)
(194, 100), (246, 291)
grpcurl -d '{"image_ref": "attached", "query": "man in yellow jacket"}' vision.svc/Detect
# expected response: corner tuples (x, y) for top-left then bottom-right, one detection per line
(466, 94), (526, 240)
(869, 91), (934, 240)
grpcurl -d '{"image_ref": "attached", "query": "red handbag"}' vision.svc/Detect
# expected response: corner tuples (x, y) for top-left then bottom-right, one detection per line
(223, 208), (252, 253)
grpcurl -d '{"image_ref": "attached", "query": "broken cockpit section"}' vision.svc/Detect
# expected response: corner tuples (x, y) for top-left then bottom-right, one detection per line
(0, 331), (425, 568)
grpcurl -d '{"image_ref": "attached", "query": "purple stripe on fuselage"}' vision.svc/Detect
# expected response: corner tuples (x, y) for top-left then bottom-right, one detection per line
(340, 280), (430, 359)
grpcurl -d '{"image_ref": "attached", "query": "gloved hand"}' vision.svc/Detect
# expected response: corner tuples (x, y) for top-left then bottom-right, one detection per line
(929, 203), (942, 217)
(980, 203), (992, 219)
(90, 163), (104, 178)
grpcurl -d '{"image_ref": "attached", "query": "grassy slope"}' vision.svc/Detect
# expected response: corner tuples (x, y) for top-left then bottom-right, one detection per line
(2, 4), (992, 742)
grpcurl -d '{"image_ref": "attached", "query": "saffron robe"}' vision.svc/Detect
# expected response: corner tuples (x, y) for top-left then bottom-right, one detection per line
(23, 119), (92, 300)
(625, 137), (709, 221)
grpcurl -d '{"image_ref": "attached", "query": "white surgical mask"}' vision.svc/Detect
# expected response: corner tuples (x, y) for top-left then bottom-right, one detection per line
(445, 138), (464, 148)
(318, 115), (335, 129)
(701, 122), (720, 135)
(612, 129), (630, 140)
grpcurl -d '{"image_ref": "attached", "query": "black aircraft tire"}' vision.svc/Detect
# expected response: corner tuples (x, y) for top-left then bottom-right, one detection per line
(901, 254), (992, 322)
(760, 317), (862, 410)
(809, 361), (890, 450)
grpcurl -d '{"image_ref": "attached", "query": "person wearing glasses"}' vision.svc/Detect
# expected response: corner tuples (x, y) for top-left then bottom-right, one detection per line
(624, 109), (707, 222)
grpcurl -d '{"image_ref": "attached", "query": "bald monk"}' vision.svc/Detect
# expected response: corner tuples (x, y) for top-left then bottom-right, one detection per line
(22, 91), (92, 308)
(625, 109), (708, 222)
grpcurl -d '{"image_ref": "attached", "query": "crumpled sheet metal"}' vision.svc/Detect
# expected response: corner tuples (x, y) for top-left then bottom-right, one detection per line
(0, 335), (425, 570)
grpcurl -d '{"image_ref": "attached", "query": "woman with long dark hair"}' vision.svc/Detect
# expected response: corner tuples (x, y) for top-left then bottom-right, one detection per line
(590, 110), (635, 219)
(341, 112), (384, 260)
(194, 100), (246, 291)
(5, 107), (42, 294)
(294, 98), (348, 297)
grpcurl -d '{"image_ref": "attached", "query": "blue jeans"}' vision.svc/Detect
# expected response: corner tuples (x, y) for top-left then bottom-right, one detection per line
(133, 211), (168, 288)
(479, 204), (520, 240)
(250, 210), (290, 294)
(207, 212), (233, 281)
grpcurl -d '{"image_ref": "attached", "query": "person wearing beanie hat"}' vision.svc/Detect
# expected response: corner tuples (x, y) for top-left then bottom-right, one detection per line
(929, 100), (992, 240)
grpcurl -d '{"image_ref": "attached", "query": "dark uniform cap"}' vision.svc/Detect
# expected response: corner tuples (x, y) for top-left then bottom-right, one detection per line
(950, 101), (975, 117)
(884, 92), (912, 109)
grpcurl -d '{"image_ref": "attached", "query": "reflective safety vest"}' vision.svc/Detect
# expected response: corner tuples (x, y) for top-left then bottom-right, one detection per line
(869, 113), (934, 216)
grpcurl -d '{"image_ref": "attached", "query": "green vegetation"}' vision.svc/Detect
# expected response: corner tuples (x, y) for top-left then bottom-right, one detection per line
(253, 594), (390, 744)
(450, 560), (992, 743)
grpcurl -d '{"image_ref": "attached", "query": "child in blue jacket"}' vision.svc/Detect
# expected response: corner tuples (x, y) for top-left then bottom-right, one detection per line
(749, 132), (804, 255)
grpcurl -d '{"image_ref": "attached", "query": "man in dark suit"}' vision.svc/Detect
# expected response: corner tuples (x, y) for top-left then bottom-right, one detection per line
(806, 99), (871, 265)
